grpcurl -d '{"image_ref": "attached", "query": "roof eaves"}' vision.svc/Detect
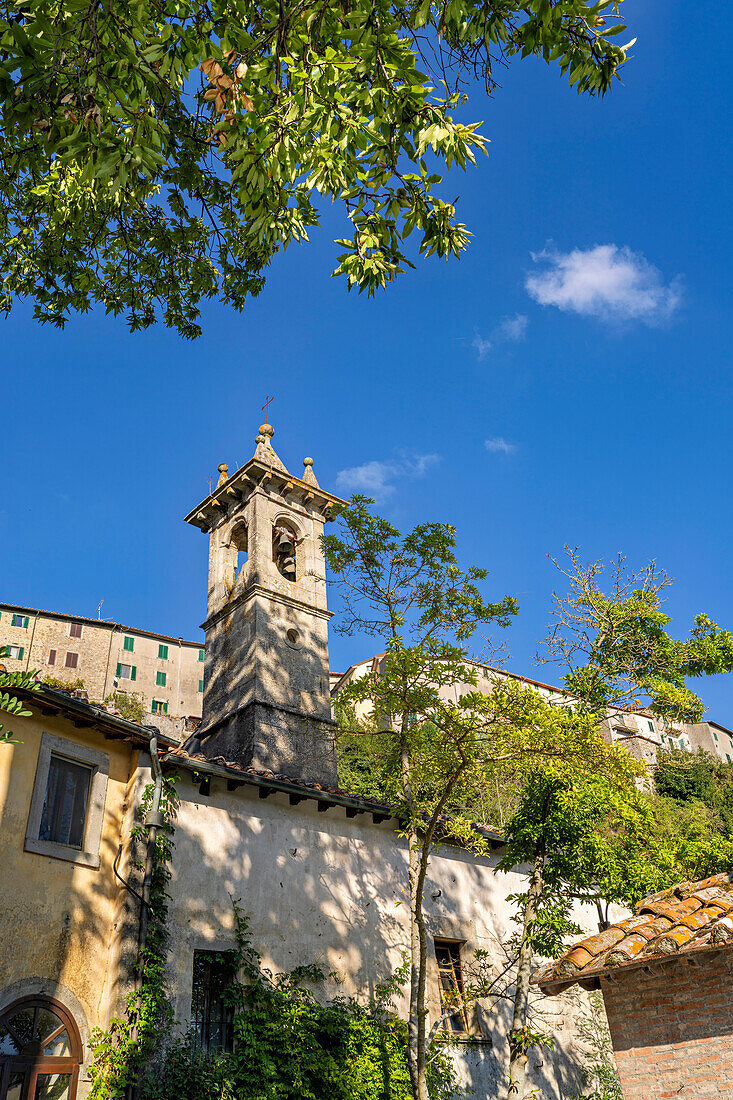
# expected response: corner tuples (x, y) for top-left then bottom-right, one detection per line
(0, 602), (203, 648)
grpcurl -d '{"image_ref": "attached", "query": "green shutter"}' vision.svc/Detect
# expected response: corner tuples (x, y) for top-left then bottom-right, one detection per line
(158, 644), (168, 660)
(131, 665), (136, 681)
(123, 636), (134, 652)
(24, 616), (29, 628)
(198, 679), (204, 693)
(116, 662), (122, 677)
(18, 647), (24, 660)
(198, 649), (205, 662)
(163, 702), (168, 715)
(156, 671), (166, 687)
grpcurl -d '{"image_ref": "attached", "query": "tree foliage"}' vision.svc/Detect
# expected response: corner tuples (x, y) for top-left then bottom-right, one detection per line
(546, 550), (733, 722)
(0, 0), (632, 334)
(0, 646), (38, 743)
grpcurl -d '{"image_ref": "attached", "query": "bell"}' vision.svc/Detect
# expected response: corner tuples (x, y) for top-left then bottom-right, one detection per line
(277, 533), (294, 554)
(281, 556), (296, 578)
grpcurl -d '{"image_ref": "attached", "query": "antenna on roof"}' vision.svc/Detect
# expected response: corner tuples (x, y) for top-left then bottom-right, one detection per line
(97, 599), (104, 620)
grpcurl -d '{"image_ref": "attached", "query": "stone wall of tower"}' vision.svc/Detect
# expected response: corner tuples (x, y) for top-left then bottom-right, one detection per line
(186, 426), (341, 785)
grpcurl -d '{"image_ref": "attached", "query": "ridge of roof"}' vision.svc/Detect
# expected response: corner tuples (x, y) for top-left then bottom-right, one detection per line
(0, 601), (203, 648)
(535, 871), (733, 994)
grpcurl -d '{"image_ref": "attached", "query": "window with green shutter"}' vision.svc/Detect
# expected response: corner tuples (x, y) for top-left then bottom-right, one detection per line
(123, 636), (134, 652)
(18, 646), (24, 660)
(158, 644), (169, 660)
(198, 649), (205, 662)
(152, 700), (168, 715)
(131, 665), (136, 681)
(156, 671), (167, 687)
(198, 679), (204, 693)
(11, 614), (29, 628)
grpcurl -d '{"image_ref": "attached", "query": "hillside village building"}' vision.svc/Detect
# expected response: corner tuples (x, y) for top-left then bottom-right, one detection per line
(334, 656), (733, 768)
(0, 423), (609, 1100)
(0, 604), (205, 728)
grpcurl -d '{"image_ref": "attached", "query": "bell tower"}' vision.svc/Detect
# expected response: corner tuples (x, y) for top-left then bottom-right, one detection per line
(183, 423), (344, 784)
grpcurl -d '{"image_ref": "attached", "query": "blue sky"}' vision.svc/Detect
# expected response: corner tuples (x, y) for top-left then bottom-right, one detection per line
(3, 0), (733, 722)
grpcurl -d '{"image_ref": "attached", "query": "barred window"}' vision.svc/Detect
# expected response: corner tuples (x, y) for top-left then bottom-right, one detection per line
(191, 951), (236, 1053)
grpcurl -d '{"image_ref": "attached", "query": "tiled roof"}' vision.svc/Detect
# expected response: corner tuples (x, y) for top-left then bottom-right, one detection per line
(535, 872), (733, 994)
(162, 744), (506, 847)
(0, 601), (203, 648)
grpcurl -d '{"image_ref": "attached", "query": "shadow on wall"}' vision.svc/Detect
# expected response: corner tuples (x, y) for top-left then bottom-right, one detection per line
(161, 772), (589, 1100)
(0, 725), (144, 1095)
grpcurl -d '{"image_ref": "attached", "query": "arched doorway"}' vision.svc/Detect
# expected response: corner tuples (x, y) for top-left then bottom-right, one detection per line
(0, 997), (82, 1100)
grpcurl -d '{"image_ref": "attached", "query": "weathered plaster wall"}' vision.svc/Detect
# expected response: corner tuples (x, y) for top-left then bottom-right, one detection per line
(164, 772), (592, 1099)
(0, 707), (139, 1092)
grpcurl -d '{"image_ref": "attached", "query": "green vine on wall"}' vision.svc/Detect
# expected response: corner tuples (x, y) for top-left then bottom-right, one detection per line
(90, 774), (179, 1100)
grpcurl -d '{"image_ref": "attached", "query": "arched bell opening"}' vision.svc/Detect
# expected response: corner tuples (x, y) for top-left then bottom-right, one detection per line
(273, 522), (298, 580)
(0, 996), (83, 1100)
(230, 522), (249, 582)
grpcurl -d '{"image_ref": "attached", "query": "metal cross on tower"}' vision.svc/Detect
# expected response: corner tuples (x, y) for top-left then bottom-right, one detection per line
(261, 395), (274, 423)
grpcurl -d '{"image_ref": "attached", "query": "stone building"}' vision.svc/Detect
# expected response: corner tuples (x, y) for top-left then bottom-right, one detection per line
(334, 656), (724, 770)
(0, 423), (603, 1100)
(536, 872), (733, 1099)
(0, 603), (205, 723)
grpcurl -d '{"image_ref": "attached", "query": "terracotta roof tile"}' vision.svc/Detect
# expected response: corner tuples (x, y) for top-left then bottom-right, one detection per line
(535, 872), (733, 993)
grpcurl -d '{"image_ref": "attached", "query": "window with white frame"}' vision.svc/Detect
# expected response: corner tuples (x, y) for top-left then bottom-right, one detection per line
(25, 734), (109, 868)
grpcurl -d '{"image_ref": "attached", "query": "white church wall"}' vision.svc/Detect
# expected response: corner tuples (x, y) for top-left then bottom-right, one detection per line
(164, 771), (596, 1099)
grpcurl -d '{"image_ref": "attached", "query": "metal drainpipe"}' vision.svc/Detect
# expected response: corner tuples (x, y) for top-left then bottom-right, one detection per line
(126, 733), (164, 1100)
(103, 624), (120, 699)
(25, 610), (40, 672)
(176, 639), (182, 718)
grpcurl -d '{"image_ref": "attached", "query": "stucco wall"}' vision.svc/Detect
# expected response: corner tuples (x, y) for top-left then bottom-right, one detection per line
(164, 771), (592, 1099)
(0, 706), (139, 1092)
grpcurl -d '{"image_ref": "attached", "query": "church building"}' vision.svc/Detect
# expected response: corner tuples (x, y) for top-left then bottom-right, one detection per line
(0, 423), (599, 1100)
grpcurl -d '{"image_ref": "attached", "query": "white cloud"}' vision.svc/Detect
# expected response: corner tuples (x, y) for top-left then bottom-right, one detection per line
(485, 437), (517, 456)
(335, 454), (440, 502)
(472, 314), (528, 360)
(525, 244), (682, 324)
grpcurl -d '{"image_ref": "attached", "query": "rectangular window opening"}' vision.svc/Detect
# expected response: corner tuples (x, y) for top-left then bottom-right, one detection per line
(69, 622), (83, 639)
(48, 650), (57, 666)
(65, 652), (79, 669)
(39, 754), (93, 848)
(158, 643), (169, 660)
(151, 700), (168, 715)
(198, 649), (205, 662)
(156, 671), (167, 687)
(11, 614), (29, 629)
(434, 939), (469, 1035)
(192, 950), (236, 1053)
(123, 636), (135, 652)
(198, 679), (204, 693)
(6, 645), (23, 660)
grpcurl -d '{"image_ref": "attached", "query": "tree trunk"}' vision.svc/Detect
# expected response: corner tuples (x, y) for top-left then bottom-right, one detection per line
(508, 848), (545, 1099)
(406, 825), (430, 1100)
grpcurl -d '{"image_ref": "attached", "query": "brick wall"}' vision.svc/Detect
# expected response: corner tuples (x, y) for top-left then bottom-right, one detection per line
(601, 951), (733, 1099)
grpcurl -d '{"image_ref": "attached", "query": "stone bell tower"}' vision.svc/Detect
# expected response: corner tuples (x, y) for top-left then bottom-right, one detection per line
(183, 423), (345, 784)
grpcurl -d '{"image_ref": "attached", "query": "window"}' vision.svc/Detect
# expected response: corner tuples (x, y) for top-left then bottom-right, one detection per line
(434, 940), (469, 1034)
(156, 671), (167, 687)
(191, 951), (236, 1053)
(152, 700), (168, 715)
(198, 679), (204, 693)
(647, 720), (654, 733)
(123, 636), (134, 652)
(48, 650), (56, 666)
(714, 731), (719, 741)
(25, 733), (109, 867)
(65, 652), (79, 669)
(39, 755), (92, 848)
(68, 622), (83, 639)
(116, 663), (136, 681)
(158, 644), (169, 660)
(0, 996), (83, 1100)
(198, 649), (205, 662)
(11, 614), (29, 628)
(727, 754), (731, 763)
(6, 645), (23, 660)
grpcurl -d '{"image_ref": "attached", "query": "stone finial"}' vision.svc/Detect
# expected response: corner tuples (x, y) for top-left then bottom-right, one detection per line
(302, 456), (320, 488)
(217, 463), (229, 487)
(253, 420), (288, 472)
